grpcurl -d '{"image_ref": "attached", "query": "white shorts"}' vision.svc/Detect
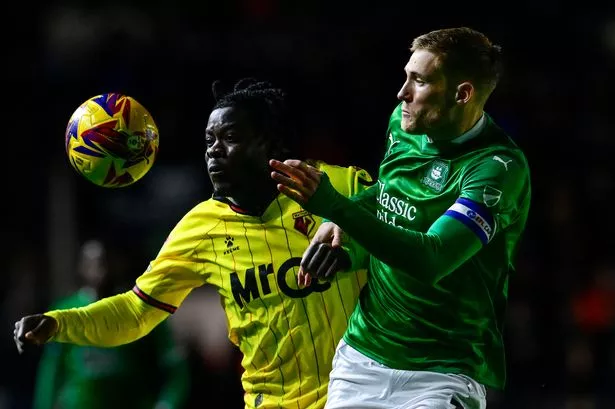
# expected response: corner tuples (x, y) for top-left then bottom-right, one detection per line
(325, 339), (487, 409)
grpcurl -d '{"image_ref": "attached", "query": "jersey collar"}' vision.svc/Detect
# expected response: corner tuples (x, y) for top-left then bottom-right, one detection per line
(212, 194), (295, 221)
(212, 196), (255, 215)
(451, 113), (486, 144)
(421, 113), (488, 155)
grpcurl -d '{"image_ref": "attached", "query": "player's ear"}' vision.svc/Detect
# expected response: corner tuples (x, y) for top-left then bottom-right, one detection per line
(455, 82), (474, 105)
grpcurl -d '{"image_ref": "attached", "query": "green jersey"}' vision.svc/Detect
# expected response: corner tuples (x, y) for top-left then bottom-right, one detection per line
(33, 289), (189, 409)
(306, 103), (531, 389)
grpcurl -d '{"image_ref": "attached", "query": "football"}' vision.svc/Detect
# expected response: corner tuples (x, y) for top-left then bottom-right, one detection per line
(65, 93), (159, 187)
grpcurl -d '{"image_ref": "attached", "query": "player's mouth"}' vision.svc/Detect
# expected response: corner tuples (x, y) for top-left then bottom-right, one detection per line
(208, 163), (226, 176)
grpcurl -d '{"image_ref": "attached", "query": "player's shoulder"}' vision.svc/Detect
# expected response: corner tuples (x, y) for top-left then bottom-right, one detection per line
(469, 116), (529, 174)
(171, 199), (226, 235)
(157, 199), (221, 256)
(184, 198), (231, 215)
(471, 144), (527, 169)
(308, 159), (374, 187)
(388, 102), (403, 125)
(186, 198), (222, 213)
(309, 159), (366, 175)
(464, 147), (529, 184)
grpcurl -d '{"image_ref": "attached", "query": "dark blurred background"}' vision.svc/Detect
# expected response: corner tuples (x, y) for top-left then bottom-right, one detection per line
(2, 1), (615, 408)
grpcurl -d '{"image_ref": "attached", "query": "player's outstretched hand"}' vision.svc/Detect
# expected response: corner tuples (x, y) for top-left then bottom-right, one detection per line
(269, 159), (322, 205)
(298, 222), (350, 287)
(14, 314), (58, 354)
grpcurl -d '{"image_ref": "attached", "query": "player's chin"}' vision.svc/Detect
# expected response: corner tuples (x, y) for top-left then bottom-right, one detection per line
(211, 180), (233, 197)
(400, 118), (415, 133)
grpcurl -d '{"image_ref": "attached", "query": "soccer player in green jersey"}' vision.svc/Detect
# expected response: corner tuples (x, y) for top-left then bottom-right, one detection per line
(32, 240), (189, 409)
(270, 27), (531, 408)
(15, 79), (373, 409)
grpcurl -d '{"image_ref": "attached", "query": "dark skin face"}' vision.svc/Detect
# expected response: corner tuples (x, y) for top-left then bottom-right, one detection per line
(205, 106), (279, 214)
(78, 240), (108, 289)
(11, 107), (283, 354)
(77, 240), (117, 297)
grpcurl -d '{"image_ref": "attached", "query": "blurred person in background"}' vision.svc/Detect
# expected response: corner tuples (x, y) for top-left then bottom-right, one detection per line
(32, 239), (190, 409)
(15, 79), (374, 409)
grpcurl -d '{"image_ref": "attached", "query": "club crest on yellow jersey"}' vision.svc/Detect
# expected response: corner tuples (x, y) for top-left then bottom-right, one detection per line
(292, 210), (315, 237)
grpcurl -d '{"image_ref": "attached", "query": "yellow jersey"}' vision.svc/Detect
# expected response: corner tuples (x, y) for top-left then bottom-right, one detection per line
(134, 161), (373, 409)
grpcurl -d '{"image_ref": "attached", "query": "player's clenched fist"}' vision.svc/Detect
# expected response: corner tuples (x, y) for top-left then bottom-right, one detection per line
(14, 314), (58, 354)
(298, 222), (350, 287)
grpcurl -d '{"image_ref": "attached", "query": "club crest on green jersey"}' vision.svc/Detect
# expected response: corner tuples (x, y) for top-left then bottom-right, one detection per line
(422, 160), (450, 192)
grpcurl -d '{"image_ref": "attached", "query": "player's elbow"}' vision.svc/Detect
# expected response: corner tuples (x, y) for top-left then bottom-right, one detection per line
(422, 233), (454, 285)
(136, 311), (169, 340)
(104, 313), (165, 347)
(111, 295), (170, 346)
(430, 265), (458, 285)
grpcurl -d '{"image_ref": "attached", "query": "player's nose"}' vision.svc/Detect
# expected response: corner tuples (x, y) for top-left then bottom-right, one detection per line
(397, 81), (413, 102)
(206, 140), (225, 158)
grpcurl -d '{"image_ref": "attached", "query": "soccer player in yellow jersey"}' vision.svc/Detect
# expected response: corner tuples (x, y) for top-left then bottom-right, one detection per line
(14, 78), (373, 409)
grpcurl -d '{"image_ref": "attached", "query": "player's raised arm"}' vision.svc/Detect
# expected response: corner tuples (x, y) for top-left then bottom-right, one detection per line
(271, 150), (529, 284)
(294, 162), (376, 284)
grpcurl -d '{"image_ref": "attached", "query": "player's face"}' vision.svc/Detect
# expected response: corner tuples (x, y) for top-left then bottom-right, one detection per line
(205, 107), (272, 197)
(396, 49), (458, 138)
(78, 240), (108, 288)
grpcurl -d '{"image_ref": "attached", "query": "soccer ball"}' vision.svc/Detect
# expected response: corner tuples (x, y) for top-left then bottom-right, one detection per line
(65, 93), (159, 187)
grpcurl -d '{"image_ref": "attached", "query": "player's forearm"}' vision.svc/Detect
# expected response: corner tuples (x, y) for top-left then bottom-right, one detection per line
(349, 184), (379, 211)
(323, 184), (378, 264)
(45, 291), (169, 347)
(308, 176), (480, 283)
(323, 185), (377, 224)
(342, 237), (370, 272)
(330, 199), (442, 280)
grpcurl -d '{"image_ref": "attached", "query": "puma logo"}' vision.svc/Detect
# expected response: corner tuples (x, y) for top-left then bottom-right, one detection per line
(492, 155), (512, 171)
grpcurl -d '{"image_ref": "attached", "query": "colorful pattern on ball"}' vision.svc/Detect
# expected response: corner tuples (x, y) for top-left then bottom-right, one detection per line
(65, 93), (159, 188)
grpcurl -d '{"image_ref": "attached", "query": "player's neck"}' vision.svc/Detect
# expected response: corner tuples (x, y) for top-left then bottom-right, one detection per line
(456, 110), (484, 137)
(228, 184), (279, 216)
(427, 110), (484, 142)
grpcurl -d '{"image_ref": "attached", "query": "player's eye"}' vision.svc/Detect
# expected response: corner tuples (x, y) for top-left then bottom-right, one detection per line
(409, 72), (426, 85)
(224, 133), (239, 143)
(205, 135), (216, 147)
